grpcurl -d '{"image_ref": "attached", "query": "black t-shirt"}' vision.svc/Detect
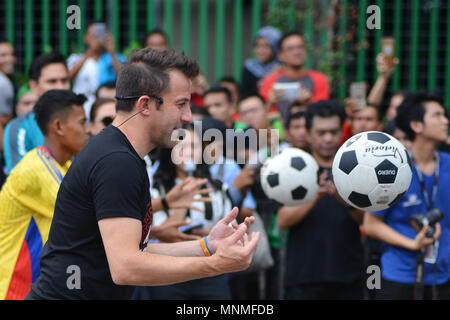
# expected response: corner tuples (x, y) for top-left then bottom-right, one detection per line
(284, 167), (364, 288)
(240, 65), (260, 98)
(28, 125), (152, 300)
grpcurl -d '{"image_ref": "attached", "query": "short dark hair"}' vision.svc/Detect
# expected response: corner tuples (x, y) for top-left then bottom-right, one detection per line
(239, 93), (266, 107)
(287, 100), (307, 112)
(29, 52), (67, 82)
(0, 38), (11, 45)
(219, 76), (240, 87)
(144, 28), (169, 46)
(305, 100), (346, 130)
(362, 104), (383, 122)
(286, 111), (306, 129)
(191, 104), (210, 117)
(34, 89), (86, 135)
(395, 91), (446, 140)
(279, 31), (304, 51)
(90, 97), (116, 122)
(95, 81), (116, 98)
(115, 48), (199, 112)
(203, 86), (233, 104)
(384, 119), (397, 135)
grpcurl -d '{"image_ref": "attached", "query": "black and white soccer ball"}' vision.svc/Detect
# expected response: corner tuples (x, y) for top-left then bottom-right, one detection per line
(261, 148), (319, 206)
(332, 131), (413, 211)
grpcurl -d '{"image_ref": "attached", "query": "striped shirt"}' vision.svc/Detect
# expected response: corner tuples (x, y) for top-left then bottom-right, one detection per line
(0, 147), (70, 299)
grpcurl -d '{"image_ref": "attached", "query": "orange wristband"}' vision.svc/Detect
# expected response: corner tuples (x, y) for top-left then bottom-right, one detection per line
(200, 237), (212, 257)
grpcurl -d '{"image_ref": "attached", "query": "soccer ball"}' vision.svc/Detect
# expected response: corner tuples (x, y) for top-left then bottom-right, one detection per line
(332, 131), (413, 211)
(261, 147), (319, 206)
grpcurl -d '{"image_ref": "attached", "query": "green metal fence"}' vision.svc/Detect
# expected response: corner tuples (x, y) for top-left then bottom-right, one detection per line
(2, 0), (450, 109)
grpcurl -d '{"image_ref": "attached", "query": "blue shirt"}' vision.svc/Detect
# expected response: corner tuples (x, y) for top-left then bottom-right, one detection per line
(98, 52), (126, 86)
(371, 152), (450, 285)
(3, 112), (44, 173)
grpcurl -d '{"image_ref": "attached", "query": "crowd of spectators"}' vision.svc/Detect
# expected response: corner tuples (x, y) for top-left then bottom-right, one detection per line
(0, 22), (449, 300)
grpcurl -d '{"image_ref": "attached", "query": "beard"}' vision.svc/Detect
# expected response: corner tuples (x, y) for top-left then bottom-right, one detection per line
(157, 126), (181, 149)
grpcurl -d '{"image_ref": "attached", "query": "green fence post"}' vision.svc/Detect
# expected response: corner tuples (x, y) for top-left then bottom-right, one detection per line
(24, 0), (33, 73)
(428, 0), (439, 91)
(6, 0), (14, 45)
(373, 0), (384, 82)
(320, 0), (329, 55)
(198, 0), (208, 75)
(59, 0), (69, 57)
(77, 0), (86, 53)
(95, 0), (104, 21)
(321, 0), (329, 45)
(233, 0), (243, 83)
(250, 0), (261, 59)
(445, 2), (450, 110)
(164, 0), (174, 45)
(215, 0), (226, 81)
(391, 0), (402, 92)
(146, 0), (155, 33)
(128, 0), (138, 47)
(251, 0), (261, 38)
(42, 0), (51, 53)
(409, 0), (420, 92)
(269, 0), (277, 9)
(338, 0), (348, 100)
(356, 0), (367, 82)
(181, 0), (191, 56)
(287, 2), (295, 31)
(112, 0), (120, 50)
(304, 0), (313, 69)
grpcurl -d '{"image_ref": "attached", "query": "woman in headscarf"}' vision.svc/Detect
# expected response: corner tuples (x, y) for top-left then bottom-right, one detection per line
(241, 26), (282, 98)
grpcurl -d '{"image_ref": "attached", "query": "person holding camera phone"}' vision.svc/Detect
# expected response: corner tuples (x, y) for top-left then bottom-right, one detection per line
(259, 31), (330, 124)
(67, 22), (126, 119)
(364, 92), (450, 300)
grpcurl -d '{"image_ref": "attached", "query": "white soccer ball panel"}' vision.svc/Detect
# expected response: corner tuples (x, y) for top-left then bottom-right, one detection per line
(260, 148), (319, 206)
(332, 164), (351, 200)
(369, 184), (398, 210)
(346, 164), (379, 195)
(395, 164), (413, 194)
(354, 131), (407, 168)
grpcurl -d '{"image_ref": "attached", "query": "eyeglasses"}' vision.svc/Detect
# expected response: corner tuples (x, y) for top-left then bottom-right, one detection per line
(254, 43), (272, 49)
(100, 116), (114, 127)
(115, 94), (164, 106)
(282, 45), (306, 52)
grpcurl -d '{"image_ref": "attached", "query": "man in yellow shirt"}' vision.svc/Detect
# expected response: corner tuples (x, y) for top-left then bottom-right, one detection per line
(0, 90), (89, 299)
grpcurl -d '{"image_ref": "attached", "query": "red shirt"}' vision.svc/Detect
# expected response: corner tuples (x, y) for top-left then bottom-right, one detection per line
(260, 69), (330, 113)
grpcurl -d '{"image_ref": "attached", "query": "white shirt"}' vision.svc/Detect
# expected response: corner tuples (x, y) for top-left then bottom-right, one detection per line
(0, 72), (14, 115)
(67, 54), (99, 119)
(150, 178), (233, 229)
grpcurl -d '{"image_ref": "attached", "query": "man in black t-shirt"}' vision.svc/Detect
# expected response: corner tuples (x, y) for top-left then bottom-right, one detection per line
(27, 48), (260, 300)
(277, 100), (365, 300)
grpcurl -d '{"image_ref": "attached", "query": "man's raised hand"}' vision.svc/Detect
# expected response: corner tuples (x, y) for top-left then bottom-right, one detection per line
(165, 177), (213, 212)
(209, 219), (260, 273)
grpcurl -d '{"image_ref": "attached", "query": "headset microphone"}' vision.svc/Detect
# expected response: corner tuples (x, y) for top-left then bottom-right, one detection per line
(114, 94), (162, 127)
(116, 109), (145, 128)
